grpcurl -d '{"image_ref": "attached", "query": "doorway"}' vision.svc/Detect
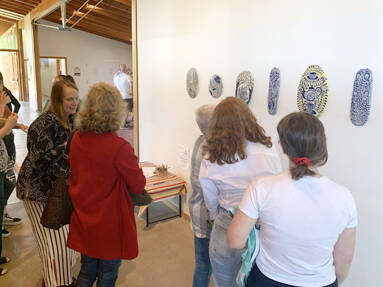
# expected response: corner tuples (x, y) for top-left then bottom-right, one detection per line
(39, 56), (67, 110)
(0, 50), (21, 100)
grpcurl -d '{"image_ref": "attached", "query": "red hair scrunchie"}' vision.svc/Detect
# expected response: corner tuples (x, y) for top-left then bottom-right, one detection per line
(293, 157), (311, 166)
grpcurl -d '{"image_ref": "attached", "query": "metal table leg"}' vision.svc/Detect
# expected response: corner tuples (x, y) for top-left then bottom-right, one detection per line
(146, 206), (149, 227)
(179, 193), (182, 217)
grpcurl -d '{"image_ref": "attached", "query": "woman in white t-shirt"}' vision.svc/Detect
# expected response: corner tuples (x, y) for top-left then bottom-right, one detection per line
(199, 97), (281, 287)
(227, 112), (357, 287)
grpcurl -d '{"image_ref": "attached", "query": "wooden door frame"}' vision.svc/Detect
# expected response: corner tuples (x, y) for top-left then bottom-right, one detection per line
(17, 23), (26, 101)
(33, 24), (43, 111)
(132, 0), (139, 158)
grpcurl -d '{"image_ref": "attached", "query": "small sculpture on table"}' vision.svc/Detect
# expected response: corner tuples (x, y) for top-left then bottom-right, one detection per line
(154, 165), (170, 177)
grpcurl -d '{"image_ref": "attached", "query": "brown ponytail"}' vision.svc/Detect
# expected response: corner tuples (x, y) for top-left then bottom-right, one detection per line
(277, 112), (328, 180)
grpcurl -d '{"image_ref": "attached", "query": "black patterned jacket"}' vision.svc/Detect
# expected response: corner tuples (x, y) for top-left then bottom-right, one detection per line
(16, 111), (72, 202)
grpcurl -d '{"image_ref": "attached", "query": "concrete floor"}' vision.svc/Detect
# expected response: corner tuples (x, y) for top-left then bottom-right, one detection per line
(1, 202), (213, 287)
(1, 103), (210, 286)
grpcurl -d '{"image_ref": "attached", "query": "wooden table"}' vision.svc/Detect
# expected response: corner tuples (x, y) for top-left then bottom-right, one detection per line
(139, 162), (187, 227)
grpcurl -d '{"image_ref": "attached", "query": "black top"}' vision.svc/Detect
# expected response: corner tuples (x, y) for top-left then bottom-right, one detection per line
(16, 111), (73, 202)
(4, 87), (20, 113)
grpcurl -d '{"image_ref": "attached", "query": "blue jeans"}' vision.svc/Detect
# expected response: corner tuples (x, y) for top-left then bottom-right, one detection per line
(193, 236), (212, 287)
(76, 254), (122, 287)
(210, 208), (244, 287)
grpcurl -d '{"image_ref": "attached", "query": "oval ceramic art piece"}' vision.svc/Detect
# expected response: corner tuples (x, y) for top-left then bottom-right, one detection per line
(186, 68), (199, 98)
(267, 67), (281, 115)
(350, 69), (373, 126)
(297, 65), (328, 116)
(235, 71), (254, 104)
(209, 74), (223, 98)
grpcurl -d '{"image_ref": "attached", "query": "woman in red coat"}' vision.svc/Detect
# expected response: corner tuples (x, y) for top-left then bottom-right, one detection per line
(67, 82), (146, 287)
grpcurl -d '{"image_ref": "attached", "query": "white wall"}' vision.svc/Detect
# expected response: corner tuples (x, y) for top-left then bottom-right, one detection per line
(137, 0), (383, 286)
(38, 21), (132, 98)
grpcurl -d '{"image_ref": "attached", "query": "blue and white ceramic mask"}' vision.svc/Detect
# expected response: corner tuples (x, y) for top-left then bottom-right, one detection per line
(235, 71), (254, 104)
(297, 65), (328, 117)
(267, 67), (281, 115)
(186, 68), (199, 98)
(351, 69), (373, 126)
(209, 74), (223, 98)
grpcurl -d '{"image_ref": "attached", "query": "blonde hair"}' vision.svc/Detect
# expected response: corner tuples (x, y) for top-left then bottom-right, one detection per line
(76, 82), (127, 133)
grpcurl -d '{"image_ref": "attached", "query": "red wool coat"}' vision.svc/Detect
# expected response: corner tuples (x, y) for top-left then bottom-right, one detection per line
(67, 132), (146, 260)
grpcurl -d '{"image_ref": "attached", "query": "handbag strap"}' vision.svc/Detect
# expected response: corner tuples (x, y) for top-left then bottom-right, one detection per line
(60, 132), (75, 173)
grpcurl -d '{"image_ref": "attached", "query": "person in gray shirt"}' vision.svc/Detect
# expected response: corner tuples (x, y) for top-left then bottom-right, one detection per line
(188, 104), (215, 287)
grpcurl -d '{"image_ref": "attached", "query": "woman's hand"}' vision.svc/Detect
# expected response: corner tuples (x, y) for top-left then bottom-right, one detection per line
(17, 123), (29, 133)
(4, 113), (18, 133)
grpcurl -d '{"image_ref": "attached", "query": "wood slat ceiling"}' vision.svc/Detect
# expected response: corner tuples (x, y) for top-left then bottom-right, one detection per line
(0, 0), (41, 38)
(0, 0), (42, 17)
(44, 0), (132, 44)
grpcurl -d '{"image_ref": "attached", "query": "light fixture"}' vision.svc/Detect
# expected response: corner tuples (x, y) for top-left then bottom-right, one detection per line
(73, 11), (84, 16)
(86, 4), (101, 10)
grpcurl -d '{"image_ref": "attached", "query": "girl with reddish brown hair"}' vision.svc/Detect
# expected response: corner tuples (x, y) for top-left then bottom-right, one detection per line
(228, 112), (357, 287)
(199, 97), (281, 287)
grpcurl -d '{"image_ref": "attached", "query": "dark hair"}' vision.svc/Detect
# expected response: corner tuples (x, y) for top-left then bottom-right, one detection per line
(0, 72), (3, 82)
(49, 80), (78, 128)
(203, 97), (272, 165)
(63, 75), (76, 85)
(277, 112), (328, 180)
(55, 74), (76, 85)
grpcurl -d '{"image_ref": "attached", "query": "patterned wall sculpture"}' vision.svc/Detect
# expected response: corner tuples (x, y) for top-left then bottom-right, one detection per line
(297, 65), (328, 116)
(268, 67), (281, 115)
(351, 69), (373, 126)
(186, 68), (199, 98)
(235, 71), (254, 104)
(209, 74), (223, 98)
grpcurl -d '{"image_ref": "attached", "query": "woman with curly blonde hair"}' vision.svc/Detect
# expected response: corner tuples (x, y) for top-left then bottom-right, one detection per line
(67, 83), (146, 287)
(199, 97), (281, 287)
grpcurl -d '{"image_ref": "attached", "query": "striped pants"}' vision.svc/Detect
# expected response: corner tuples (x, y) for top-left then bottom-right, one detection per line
(24, 200), (76, 287)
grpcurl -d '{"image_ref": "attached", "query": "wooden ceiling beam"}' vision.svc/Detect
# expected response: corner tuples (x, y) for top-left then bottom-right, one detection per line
(72, 17), (129, 34)
(45, 14), (130, 37)
(44, 17), (131, 43)
(49, 8), (130, 29)
(11, 0), (40, 8)
(0, 4), (30, 15)
(31, 0), (61, 20)
(0, 0), (34, 12)
(69, 0), (130, 18)
(0, 11), (24, 21)
(113, 0), (131, 6)
(0, 16), (18, 24)
(71, 0), (131, 12)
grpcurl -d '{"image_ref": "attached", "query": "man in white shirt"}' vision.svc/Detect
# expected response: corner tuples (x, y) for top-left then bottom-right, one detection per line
(113, 64), (133, 127)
